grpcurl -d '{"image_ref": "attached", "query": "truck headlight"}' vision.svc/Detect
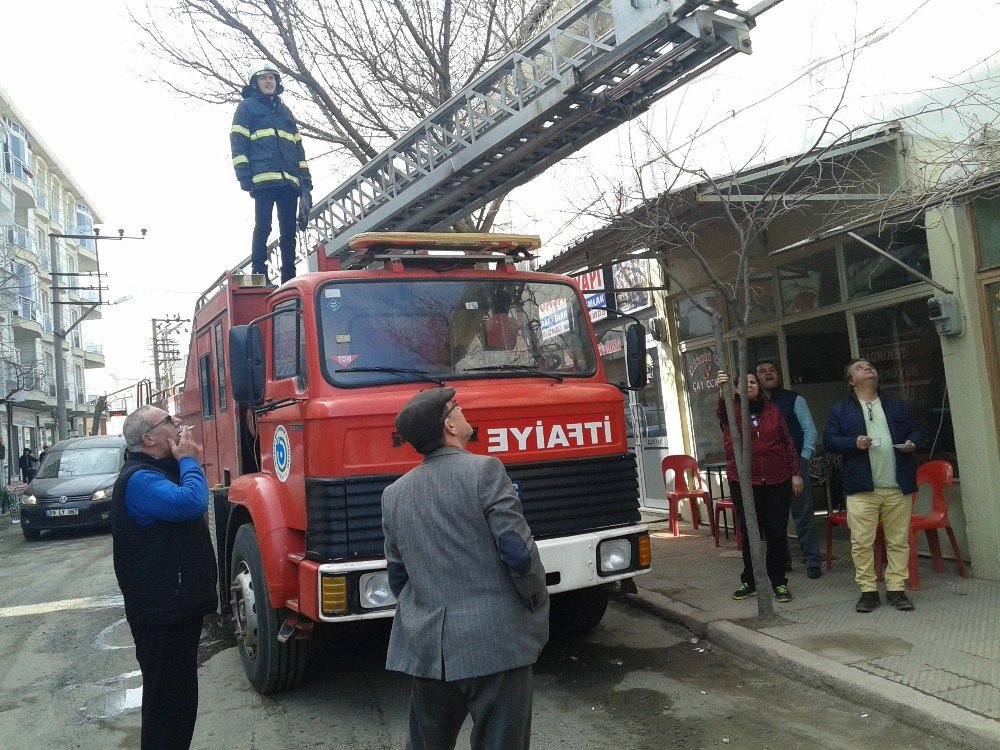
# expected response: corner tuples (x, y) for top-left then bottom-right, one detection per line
(598, 538), (631, 573)
(23, 494), (37, 505)
(359, 571), (396, 609)
(91, 489), (110, 502)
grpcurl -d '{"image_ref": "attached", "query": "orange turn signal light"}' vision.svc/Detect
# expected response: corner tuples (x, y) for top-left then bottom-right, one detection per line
(637, 533), (651, 568)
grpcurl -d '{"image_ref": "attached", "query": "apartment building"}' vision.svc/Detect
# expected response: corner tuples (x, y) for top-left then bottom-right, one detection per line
(0, 84), (105, 474)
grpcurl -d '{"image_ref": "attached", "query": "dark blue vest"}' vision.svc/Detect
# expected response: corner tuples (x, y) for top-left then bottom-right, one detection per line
(111, 452), (217, 625)
(767, 387), (805, 456)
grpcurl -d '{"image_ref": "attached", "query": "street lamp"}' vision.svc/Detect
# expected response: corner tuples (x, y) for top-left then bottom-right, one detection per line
(48, 228), (146, 440)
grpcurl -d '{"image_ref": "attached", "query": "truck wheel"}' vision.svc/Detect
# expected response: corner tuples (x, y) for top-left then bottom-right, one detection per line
(21, 527), (41, 541)
(549, 587), (610, 637)
(230, 524), (307, 693)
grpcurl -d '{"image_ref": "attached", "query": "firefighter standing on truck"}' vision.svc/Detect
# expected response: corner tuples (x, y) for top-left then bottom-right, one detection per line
(230, 61), (312, 283)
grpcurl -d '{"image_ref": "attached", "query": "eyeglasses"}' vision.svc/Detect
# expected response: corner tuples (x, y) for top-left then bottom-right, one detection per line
(149, 414), (177, 433)
(865, 402), (874, 422)
(444, 402), (461, 418)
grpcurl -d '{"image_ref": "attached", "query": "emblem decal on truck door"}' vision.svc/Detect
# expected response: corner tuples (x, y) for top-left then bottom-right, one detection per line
(273, 425), (291, 482)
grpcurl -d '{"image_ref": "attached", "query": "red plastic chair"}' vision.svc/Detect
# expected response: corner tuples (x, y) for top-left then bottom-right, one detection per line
(713, 496), (743, 548)
(661, 455), (715, 538)
(903, 461), (967, 589)
(825, 510), (848, 571)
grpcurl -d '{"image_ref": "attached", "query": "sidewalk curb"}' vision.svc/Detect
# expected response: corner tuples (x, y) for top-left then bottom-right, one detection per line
(617, 592), (1000, 750)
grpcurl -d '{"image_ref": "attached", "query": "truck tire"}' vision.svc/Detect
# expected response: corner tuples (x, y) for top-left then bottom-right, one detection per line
(230, 524), (307, 693)
(549, 587), (610, 637)
(21, 527), (41, 541)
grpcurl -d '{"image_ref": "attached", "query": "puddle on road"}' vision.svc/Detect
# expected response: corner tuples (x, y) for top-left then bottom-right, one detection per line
(84, 685), (143, 720)
(92, 617), (131, 651)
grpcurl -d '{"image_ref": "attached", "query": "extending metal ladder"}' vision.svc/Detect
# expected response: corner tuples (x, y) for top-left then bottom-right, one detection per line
(242, 0), (780, 279)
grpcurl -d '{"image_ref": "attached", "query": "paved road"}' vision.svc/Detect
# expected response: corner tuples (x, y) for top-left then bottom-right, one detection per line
(0, 520), (947, 749)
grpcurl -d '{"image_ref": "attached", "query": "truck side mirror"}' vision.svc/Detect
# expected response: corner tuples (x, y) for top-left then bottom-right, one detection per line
(625, 322), (647, 390)
(229, 324), (266, 406)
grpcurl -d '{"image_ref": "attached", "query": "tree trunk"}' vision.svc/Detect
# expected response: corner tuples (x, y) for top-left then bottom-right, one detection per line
(713, 314), (775, 620)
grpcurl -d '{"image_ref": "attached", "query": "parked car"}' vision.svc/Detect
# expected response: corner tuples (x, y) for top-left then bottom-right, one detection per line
(19, 435), (126, 541)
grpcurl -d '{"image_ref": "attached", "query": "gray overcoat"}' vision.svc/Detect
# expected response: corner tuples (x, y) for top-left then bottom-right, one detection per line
(382, 446), (549, 681)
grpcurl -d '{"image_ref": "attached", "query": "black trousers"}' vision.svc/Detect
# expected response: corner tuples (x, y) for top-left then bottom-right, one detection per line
(731, 480), (793, 588)
(129, 616), (205, 750)
(407, 665), (534, 750)
(251, 184), (299, 282)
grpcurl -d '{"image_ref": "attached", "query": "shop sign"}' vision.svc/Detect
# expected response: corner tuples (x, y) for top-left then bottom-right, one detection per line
(597, 331), (624, 359)
(539, 298), (570, 340)
(613, 258), (652, 315)
(11, 408), (36, 428)
(685, 349), (720, 393)
(576, 270), (608, 322)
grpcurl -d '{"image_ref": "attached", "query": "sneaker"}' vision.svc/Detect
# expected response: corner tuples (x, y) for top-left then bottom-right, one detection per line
(774, 584), (793, 603)
(886, 590), (915, 611)
(732, 582), (757, 601)
(807, 566), (822, 579)
(855, 591), (881, 613)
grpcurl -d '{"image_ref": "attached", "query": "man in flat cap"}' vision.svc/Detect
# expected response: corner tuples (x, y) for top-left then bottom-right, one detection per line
(382, 386), (549, 750)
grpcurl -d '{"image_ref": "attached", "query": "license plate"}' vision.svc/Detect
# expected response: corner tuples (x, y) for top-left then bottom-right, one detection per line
(46, 508), (79, 517)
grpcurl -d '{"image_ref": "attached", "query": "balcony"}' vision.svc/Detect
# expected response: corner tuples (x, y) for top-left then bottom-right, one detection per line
(49, 204), (63, 227)
(11, 295), (42, 338)
(2, 223), (34, 254)
(84, 339), (105, 369)
(34, 186), (49, 216)
(2, 153), (36, 210)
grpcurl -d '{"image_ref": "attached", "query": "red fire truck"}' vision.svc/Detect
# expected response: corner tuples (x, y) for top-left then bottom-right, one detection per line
(171, 232), (650, 692)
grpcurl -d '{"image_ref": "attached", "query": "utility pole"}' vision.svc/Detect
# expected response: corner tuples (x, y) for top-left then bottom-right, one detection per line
(150, 316), (188, 394)
(49, 228), (145, 441)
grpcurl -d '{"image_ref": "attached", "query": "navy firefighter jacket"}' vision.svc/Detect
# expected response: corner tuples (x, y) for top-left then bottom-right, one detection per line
(230, 84), (311, 194)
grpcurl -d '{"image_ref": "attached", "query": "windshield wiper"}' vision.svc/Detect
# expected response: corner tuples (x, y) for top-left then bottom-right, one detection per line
(462, 365), (563, 382)
(335, 366), (445, 386)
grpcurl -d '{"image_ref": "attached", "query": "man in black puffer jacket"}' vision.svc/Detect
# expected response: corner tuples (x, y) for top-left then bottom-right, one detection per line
(231, 62), (312, 283)
(112, 405), (217, 750)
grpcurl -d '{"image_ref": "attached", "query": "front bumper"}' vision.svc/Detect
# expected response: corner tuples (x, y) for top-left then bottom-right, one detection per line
(20, 500), (113, 531)
(311, 525), (650, 623)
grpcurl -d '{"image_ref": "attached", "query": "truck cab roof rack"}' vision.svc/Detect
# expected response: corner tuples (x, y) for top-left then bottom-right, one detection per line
(326, 232), (540, 270)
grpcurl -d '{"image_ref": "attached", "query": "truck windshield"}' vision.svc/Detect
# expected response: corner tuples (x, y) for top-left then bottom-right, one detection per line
(318, 279), (598, 386)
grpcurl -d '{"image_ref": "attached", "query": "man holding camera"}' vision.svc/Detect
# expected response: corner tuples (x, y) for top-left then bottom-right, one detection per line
(824, 358), (921, 613)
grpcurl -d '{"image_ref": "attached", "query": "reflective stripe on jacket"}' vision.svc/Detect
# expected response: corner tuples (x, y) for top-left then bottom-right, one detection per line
(230, 85), (311, 193)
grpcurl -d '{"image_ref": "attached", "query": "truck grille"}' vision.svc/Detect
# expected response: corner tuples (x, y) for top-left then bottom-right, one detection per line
(305, 453), (639, 563)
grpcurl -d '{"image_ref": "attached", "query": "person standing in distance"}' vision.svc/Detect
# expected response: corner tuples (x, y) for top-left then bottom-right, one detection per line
(383, 387), (549, 750)
(111, 406), (217, 750)
(824, 359), (921, 613)
(756, 360), (822, 579)
(230, 62), (312, 284)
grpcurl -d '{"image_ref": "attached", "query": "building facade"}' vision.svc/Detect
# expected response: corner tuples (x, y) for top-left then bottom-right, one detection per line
(543, 125), (1000, 583)
(0, 85), (106, 479)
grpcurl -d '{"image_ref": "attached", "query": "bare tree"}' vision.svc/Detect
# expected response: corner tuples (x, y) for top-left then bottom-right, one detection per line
(131, 0), (571, 229)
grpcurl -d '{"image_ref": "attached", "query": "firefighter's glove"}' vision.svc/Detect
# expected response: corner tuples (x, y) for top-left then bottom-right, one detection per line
(297, 188), (312, 230)
(239, 177), (253, 192)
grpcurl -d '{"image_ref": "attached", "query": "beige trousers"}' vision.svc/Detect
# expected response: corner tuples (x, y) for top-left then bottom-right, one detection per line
(846, 488), (911, 592)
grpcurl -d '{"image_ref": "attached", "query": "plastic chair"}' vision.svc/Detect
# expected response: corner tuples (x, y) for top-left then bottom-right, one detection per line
(713, 496), (743, 548)
(894, 461), (967, 590)
(660, 455), (715, 538)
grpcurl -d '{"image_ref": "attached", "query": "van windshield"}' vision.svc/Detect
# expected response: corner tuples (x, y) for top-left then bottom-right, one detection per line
(318, 279), (598, 386)
(35, 447), (124, 479)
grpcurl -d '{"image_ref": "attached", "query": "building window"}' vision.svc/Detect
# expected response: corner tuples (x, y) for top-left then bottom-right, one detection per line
(2, 120), (33, 184)
(972, 197), (1000, 271)
(674, 288), (724, 342)
(854, 298), (953, 466)
(844, 226), (930, 299)
(681, 346), (723, 461)
(214, 322), (227, 411)
(779, 250), (842, 314)
(75, 205), (95, 251)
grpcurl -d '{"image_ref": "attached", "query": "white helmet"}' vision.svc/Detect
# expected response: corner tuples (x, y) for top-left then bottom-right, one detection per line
(247, 62), (280, 85)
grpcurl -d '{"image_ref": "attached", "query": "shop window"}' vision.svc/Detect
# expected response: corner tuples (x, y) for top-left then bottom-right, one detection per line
(745, 270), (777, 325)
(844, 226), (930, 299)
(681, 346), (723, 461)
(855, 298), (954, 467)
(779, 251), (841, 313)
(729, 336), (779, 375)
(972, 197), (1000, 271)
(674, 288), (724, 341)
